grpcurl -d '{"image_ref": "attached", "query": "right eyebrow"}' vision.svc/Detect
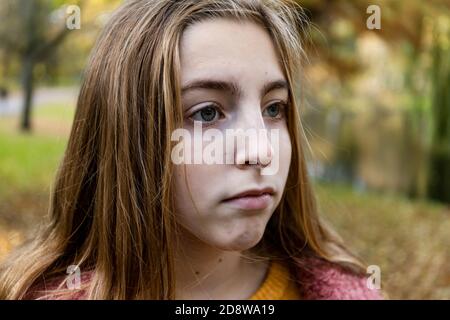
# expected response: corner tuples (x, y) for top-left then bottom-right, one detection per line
(181, 79), (243, 98)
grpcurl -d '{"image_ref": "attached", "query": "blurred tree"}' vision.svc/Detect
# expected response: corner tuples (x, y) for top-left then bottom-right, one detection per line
(0, 0), (83, 132)
(300, 0), (450, 202)
(428, 18), (450, 204)
(300, 0), (448, 76)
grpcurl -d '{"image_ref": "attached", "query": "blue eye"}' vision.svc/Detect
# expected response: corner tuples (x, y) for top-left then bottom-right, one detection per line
(190, 105), (222, 123)
(263, 102), (286, 118)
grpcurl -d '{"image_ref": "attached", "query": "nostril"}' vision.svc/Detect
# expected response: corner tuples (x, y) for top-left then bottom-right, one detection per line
(241, 159), (270, 168)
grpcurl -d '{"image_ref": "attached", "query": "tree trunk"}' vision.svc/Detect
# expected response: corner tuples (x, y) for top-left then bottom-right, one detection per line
(20, 55), (35, 132)
(19, 0), (36, 132)
(427, 24), (450, 204)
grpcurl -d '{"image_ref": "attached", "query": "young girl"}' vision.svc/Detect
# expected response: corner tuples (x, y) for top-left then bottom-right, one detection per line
(0, 0), (383, 300)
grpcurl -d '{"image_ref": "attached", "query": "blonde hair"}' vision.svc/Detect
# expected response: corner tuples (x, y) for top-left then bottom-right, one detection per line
(0, 0), (366, 299)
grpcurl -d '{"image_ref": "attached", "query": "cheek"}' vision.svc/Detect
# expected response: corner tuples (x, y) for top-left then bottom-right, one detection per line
(282, 131), (292, 168)
(172, 164), (223, 220)
(277, 128), (292, 178)
(172, 164), (231, 246)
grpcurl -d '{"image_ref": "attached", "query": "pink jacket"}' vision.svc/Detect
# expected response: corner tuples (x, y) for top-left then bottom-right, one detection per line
(293, 256), (383, 299)
(24, 256), (383, 300)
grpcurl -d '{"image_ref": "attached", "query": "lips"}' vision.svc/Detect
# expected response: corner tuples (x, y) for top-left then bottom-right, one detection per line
(223, 187), (275, 201)
(222, 187), (275, 210)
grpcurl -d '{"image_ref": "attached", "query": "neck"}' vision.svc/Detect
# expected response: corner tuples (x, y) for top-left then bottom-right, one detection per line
(173, 228), (269, 300)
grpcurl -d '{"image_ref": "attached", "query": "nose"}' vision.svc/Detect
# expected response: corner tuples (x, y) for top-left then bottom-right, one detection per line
(233, 108), (274, 170)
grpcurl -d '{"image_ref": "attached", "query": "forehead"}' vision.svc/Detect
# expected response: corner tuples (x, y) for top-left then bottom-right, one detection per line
(179, 18), (286, 85)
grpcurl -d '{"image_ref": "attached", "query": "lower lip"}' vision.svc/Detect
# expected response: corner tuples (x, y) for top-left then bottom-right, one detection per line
(222, 193), (273, 210)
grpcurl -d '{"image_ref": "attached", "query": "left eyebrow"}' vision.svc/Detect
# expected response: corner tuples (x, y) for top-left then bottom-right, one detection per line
(181, 78), (288, 99)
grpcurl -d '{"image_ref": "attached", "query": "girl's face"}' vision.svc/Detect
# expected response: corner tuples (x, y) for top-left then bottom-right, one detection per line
(173, 19), (292, 251)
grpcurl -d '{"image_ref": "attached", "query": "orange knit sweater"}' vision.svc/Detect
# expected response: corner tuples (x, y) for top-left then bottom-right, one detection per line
(249, 260), (301, 300)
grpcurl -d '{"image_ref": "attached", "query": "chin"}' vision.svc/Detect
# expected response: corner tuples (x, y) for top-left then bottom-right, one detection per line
(215, 229), (265, 251)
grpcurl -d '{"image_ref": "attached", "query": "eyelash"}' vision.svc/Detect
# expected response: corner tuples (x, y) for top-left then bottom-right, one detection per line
(187, 102), (288, 126)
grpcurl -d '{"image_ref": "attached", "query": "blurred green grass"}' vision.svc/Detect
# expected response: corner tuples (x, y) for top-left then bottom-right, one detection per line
(0, 103), (73, 196)
(0, 103), (449, 299)
(33, 102), (76, 121)
(0, 129), (66, 195)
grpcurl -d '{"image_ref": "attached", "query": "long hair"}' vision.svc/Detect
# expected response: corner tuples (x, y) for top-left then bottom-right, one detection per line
(0, 0), (366, 299)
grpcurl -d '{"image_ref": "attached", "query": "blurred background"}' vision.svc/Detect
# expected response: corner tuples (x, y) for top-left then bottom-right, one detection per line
(0, 0), (449, 299)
